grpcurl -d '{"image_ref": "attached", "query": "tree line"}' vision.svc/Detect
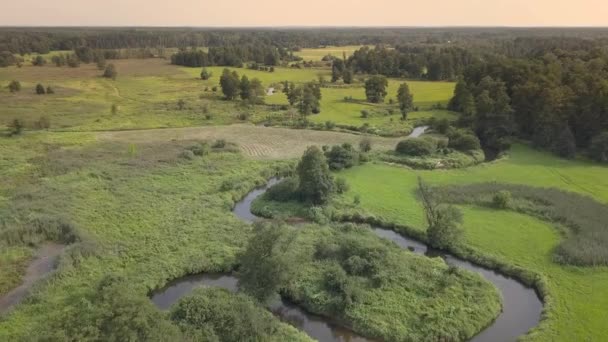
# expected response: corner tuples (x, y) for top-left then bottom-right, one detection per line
(449, 49), (608, 161)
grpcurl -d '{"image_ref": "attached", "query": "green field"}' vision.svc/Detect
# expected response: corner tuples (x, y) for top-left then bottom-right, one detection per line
(1, 59), (453, 135)
(333, 144), (608, 341)
(2, 45), (607, 342)
(0, 131), (301, 339)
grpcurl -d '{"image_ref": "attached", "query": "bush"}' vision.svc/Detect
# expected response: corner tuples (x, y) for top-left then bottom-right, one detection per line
(212, 139), (226, 148)
(35, 116), (51, 130)
(359, 138), (372, 152)
(325, 121), (336, 130)
(8, 119), (24, 136)
(8, 80), (21, 93)
(171, 287), (275, 341)
(45, 86), (55, 94)
(200, 68), (212, 80)
(589, 131), (608, 163)
(360, 110), (370, 118)
(179, 150), (195, 160)
(36, 83), (46, 95)
(187, 142), (211, 156)
(492, 190), (512, 209)
(449, 132), (481, 151)
(32, 55), (46, 66)
(237, 112), (250, 121)
(103, 63), (117, 80)
(335, 178), (350, 194)
(308, 206), (329, 224)
(325, 143), (359, 171)
(395, 138), (435, 156)
(427, 205), (463, 249)
(433, 118), (450, 134)
(265, 177), (299, 201)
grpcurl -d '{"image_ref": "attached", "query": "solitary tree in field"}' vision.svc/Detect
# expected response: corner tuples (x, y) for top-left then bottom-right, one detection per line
(8, 80), (21, 93)
(342, 68), (353, 84)
(200, 68), (212, 80)
(297, 146), (334, 204)
(35, 84), (46, 95)
(238, 222), (294, 303)
(103, 64), (117, 80)
(397, 83), (414, 120)
(219, 68), (240, 100)
(364, 75), (388, 103)
(418, 178), (463, 249)
(32, 56), (46, 66)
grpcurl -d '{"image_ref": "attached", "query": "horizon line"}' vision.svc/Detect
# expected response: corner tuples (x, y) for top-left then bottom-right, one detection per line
(2, 25), (608, 29)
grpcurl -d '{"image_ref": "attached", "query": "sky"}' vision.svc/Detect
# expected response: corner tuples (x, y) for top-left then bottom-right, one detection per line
(1, 0), (607, 27)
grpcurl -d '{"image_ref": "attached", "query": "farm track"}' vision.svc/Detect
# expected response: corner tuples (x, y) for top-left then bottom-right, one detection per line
(97, 124), (403, 159)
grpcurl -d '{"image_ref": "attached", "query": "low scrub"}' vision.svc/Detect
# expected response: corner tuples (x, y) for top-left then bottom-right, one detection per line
(380, 149), (484, 169)
(395, 138), (435, 156)
(281, 224), (501, 342)
(171, 287), (308, 342)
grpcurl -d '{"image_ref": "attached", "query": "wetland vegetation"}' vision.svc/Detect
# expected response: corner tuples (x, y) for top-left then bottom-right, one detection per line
(1, 27), (607, 342)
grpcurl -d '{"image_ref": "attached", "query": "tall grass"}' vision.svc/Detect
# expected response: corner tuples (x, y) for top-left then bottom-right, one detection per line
(435, 183), (608, 266)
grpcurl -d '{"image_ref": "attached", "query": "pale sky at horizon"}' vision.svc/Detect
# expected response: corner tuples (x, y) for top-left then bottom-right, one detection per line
(1, 0), (607, 27)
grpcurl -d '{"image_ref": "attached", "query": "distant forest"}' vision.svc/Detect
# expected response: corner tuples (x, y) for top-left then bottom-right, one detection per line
(2, 27), (607, 160)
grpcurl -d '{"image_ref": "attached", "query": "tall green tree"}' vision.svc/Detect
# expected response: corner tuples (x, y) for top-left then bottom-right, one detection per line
(364, 75), (388, 103)
(219, 68), (240, 100)
(331, 59), (345, 82)
(473, 77), (514, 158)
(247, 78), (265, 105)
(238, 222), (294, 303)
(418, 178), (463, 249)
(297, 146), (334, 204)
(239, 75), (250, 101)
(397, 82), (414, 120)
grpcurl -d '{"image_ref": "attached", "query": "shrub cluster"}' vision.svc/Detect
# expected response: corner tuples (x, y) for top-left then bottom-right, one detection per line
(395, 137), (435, 156)
(324, 143), (359, 171)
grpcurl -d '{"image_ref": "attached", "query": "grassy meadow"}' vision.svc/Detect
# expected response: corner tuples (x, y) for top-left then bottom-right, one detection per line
(0, 131), (302, 339)
(2, 45), (607, 342)
(1, 58), (454, 135)
(333, 144), (608, 341)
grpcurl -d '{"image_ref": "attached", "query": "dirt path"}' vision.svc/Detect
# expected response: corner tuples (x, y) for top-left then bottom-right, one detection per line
(0, 243), (65, 315)
(97, 124), (403, 159)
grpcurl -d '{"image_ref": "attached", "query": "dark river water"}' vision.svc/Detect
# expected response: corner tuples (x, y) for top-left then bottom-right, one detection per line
(151, 178), (543, 342)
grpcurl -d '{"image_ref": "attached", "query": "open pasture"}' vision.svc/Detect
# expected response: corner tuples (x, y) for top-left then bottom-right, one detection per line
(335, 144), (608, 341)
(1, 59), (454, 135)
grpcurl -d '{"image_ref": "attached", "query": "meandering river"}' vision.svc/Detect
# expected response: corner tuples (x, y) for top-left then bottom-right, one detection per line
(152, 174), (543, 342)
